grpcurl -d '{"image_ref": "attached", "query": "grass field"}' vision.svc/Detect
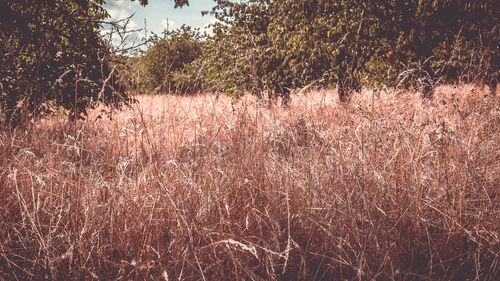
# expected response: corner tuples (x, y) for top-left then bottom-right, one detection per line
(1, 85), (499, 280)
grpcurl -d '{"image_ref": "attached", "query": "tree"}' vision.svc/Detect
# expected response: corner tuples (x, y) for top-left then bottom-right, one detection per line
(202, 0), (377, 102)
(197, 0), (298, 103)
(199, 0), (498, 101)
(0, 0), (191, 127)
(362, 0), (498, 97)
(0, 0), (123, 126)
(268, 0), (377, 102)
(135, 26), (203, 94)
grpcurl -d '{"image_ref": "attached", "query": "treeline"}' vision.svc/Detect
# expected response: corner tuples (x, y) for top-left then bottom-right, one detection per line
(0, 0), (498, 127)
(123, 26), (205, 95)
(133, 0), (498, 102)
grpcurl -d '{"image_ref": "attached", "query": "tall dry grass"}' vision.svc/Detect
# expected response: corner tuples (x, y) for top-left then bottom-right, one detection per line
(0, 85), (498, 280)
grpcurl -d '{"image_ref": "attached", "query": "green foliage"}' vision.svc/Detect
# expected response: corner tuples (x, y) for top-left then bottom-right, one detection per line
(368, 0), (498, 96)
(191, 0), (497, 101)
(0, 0), (191, 127)
(194, 0), (290, 101)
(134, 26), (203, 95)
(194, 0), (383, 101)
(0, 0), (133, 127)
(108, 54), (139, 93)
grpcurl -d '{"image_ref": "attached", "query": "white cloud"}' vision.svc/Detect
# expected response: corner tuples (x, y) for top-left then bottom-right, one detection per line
(203, 17), (218, 29)
(105, 0), (138, 10)
(107, 7), (130, 21)
(161, 18), (178, 30)
(105, 0), (140, 22)
(202, 17), (219, 36)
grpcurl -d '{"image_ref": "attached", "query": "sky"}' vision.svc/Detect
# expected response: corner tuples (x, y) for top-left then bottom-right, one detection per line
(103, 0), (217, 49)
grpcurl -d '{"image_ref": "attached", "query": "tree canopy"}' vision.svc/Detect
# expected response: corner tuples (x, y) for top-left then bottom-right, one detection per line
(1, 0), (121, 126)
(134, 26), (204, 94)
(0, 0), (190, 127)
(195, 0), (497, 99)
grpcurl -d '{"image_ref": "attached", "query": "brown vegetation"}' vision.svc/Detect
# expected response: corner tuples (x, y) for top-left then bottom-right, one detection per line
(1, 85), (499, 280)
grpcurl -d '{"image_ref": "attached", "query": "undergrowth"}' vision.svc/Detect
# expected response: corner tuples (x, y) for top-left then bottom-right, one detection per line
(0, 85), (498, 280)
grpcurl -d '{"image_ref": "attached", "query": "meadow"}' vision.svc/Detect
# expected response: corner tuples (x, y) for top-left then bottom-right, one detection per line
(1, 85), (498, 280)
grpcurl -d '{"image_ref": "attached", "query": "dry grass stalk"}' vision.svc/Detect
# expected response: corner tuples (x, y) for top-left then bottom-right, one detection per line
(0, 84), (498, 280)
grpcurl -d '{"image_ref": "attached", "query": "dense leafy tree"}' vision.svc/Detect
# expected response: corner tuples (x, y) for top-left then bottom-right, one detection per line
(196, 1), (373, 102)
(368, 0), (498, 97)
(268, 0), (377, 101)
(197, 1), (270, 99)
(135, 26), (203, 94)
(0, 0), (123, 126)
(0, 0), (190, 127)
(193, 0), (497, 101)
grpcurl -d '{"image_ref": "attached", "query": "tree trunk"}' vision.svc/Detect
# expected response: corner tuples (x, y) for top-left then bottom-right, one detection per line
(415, 18), (435, 99)
(250, 49), (263, 100)
(275, 84), (290, 106)
(338, 74), (349, 102)
(488, 77), (497, 96)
